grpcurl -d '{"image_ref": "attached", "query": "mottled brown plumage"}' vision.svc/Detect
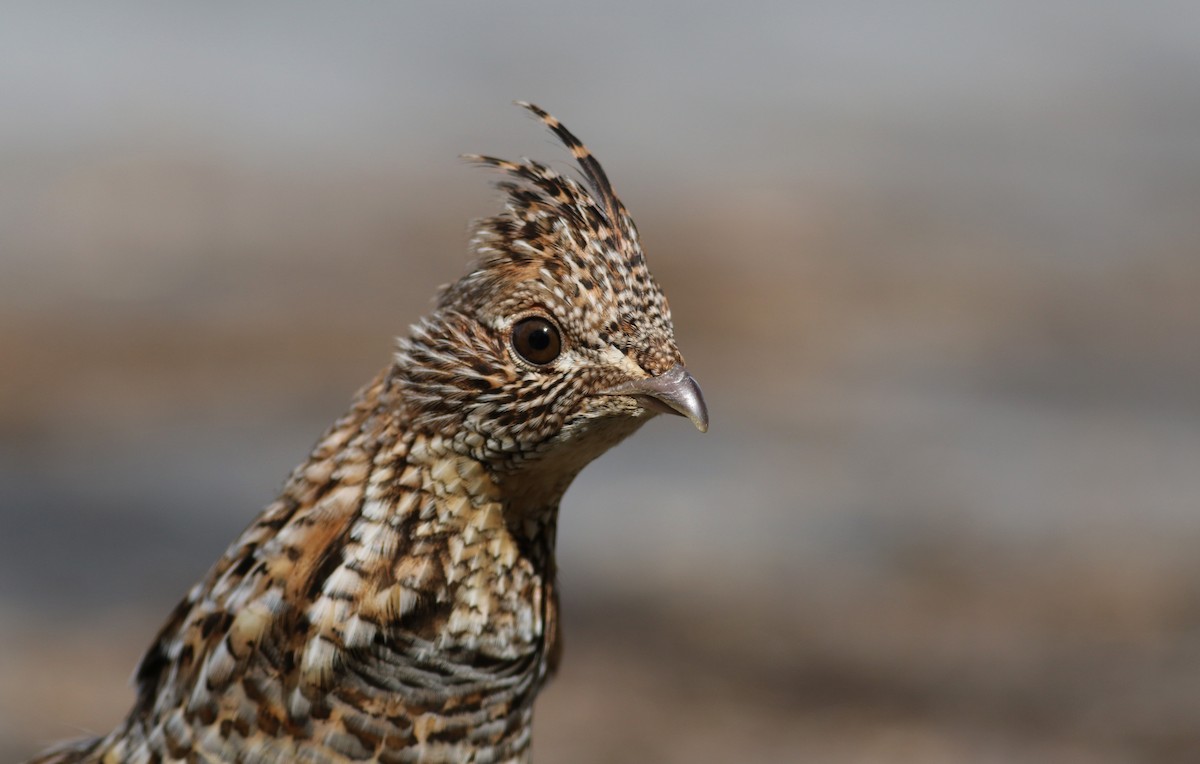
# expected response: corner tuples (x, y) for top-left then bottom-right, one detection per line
(27, 103), (706, 764)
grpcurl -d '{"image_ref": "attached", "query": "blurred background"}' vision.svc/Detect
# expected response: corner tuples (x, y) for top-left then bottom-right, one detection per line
(2, 2), (1199, 761)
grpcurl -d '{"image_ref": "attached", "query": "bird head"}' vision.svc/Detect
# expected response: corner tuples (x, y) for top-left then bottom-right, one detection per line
(397, 103), (706, 490)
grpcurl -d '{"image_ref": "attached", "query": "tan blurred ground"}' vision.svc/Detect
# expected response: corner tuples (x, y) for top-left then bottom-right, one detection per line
(3, 3), (1200, 762)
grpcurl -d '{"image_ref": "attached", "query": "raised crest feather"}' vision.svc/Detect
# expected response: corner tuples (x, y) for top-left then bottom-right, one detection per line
(462, 102), (636, 248)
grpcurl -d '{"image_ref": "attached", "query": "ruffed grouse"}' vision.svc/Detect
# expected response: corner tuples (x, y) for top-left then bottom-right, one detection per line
(27, 103), (707, 764)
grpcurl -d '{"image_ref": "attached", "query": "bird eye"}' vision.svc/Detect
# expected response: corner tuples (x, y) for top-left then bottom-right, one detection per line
(511, 316), (562, 365)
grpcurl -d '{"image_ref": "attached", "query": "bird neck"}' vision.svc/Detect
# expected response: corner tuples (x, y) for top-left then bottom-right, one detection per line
(105, 367), (561, 762)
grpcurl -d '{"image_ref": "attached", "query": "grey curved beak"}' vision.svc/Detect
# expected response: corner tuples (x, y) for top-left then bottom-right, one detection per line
(600, 364), (709, 433)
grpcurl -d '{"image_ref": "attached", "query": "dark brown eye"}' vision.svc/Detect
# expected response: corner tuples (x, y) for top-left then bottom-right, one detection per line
(511, 316), (562, 365)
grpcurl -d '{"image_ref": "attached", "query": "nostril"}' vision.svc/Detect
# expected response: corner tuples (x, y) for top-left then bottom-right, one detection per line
(633, 348), (683, 378)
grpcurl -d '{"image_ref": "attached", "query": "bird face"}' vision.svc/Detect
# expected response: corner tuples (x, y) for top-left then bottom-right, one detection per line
(397, 104), (706, 481)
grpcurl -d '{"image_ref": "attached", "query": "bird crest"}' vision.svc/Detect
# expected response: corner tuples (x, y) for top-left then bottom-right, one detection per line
(463, 101), (639, 260)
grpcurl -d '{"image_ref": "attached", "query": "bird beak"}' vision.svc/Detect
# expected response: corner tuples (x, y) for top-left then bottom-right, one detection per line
(600, 364), (709, 433)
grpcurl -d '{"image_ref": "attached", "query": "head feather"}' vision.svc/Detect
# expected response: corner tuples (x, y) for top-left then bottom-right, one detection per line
(462, 103), (638, 251)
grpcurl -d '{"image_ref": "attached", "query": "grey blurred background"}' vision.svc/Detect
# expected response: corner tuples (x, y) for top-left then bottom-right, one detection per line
(3, 2), (1199, 762)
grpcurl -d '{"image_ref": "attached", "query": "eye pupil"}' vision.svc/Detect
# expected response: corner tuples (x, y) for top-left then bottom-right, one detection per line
(528, 328), (550, 350)
(512, 317), (562, 365)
